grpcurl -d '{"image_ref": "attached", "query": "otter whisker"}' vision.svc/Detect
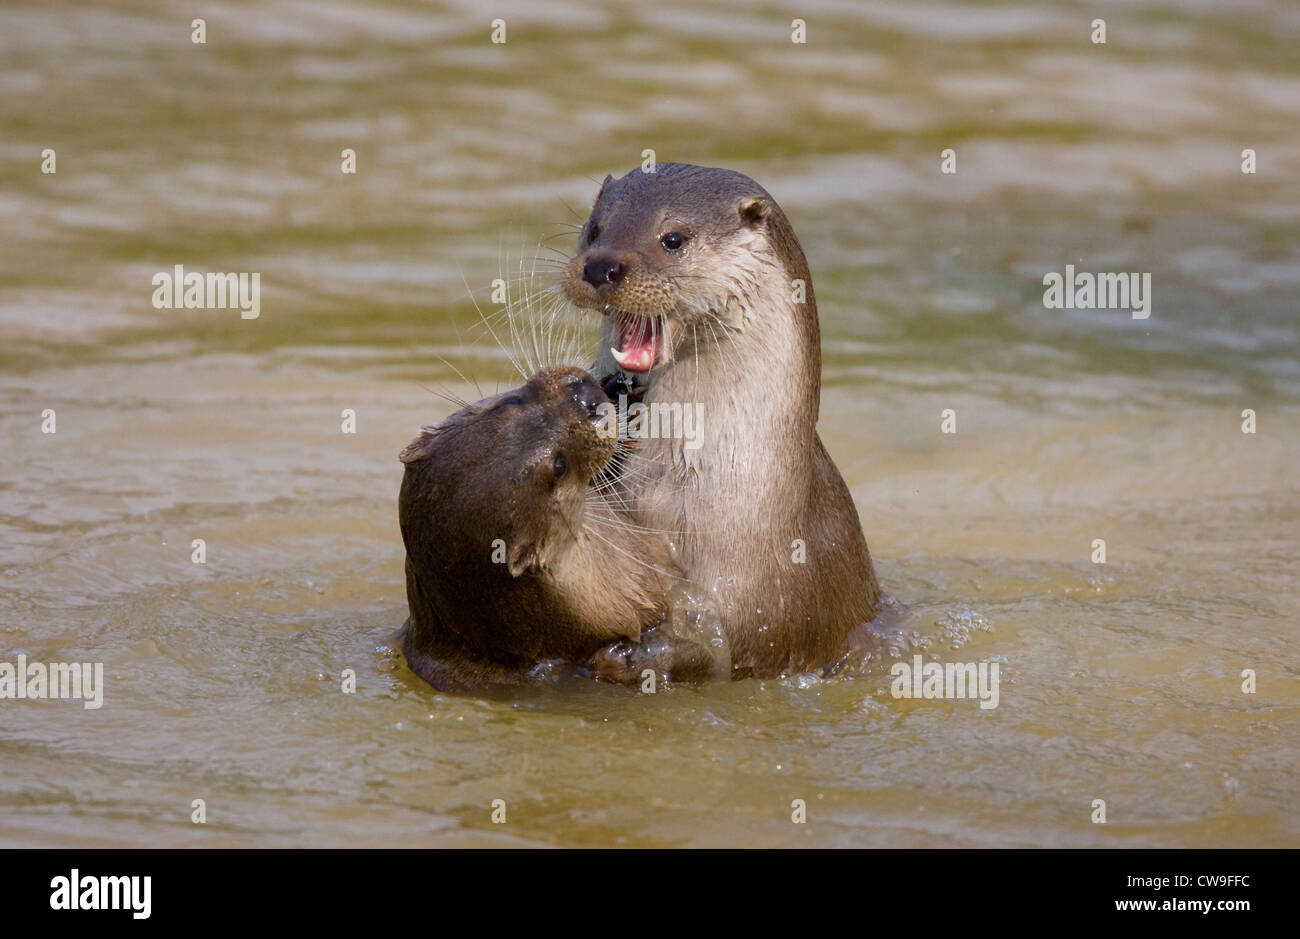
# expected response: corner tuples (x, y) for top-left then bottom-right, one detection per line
(458, 264), (526, 382)
(579, 514), (683, 582)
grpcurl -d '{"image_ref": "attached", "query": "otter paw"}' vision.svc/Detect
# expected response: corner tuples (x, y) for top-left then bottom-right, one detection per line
(600, 370), (645, 405)
(591, 640), (637, 684)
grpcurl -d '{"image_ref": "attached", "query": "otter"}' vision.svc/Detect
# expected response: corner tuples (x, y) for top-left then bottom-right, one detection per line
(566, 163), (881, 679)
(397, 365), (672, 691)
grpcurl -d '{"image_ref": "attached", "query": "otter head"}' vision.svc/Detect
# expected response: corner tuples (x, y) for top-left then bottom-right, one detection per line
(563, 163), (802, 374)
(399, 365), (614, 578)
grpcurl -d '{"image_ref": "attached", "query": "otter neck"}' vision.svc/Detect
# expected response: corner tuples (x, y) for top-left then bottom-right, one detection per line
(636, 276), (822, 529)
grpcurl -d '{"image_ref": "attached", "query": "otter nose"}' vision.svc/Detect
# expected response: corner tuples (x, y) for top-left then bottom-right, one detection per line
(582, 255), (627, 288)
(570, 376), (610, 420)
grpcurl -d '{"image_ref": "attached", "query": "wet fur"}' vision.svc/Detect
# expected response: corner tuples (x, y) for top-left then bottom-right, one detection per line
(398, 366), (670, 691)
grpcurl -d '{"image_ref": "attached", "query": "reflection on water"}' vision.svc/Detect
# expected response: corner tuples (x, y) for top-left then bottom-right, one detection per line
(1, 0), (1298, 847)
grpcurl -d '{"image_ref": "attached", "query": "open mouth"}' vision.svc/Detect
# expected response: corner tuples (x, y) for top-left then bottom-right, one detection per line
(609, 314), (666, 373)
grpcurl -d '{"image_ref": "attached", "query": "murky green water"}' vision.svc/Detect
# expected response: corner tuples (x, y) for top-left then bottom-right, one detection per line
(2, 0), (1298, 847)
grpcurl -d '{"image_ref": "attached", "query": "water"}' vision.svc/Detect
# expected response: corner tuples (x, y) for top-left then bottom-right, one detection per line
(2, 0), (1298, 847)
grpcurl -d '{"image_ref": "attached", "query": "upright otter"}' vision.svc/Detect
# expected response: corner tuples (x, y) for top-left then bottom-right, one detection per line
(566, 163), (881, 678)
(397, 365), (671, 691)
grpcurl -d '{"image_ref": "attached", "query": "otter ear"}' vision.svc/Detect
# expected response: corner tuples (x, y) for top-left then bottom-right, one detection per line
(507, 542), (539, 578)
(737, 195), (771, 228)
(398, 427), (439, 464)
(593, 174), (614, 206)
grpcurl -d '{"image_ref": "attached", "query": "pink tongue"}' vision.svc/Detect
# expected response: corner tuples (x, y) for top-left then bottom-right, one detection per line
(613, 317), (656, 372)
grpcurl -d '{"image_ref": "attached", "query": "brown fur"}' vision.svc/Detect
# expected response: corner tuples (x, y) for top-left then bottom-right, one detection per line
(398, 366), (670, 691)
(565, 163), (881, 677)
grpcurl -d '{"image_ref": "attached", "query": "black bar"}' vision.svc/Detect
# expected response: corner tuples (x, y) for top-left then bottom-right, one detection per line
(2, 848), (1284, 925)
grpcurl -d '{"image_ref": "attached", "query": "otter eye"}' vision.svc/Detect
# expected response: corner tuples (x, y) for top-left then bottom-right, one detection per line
(660, 231), (686, 251)
(587, 222), (600, 243)
(488, 394), (525, 414)
(552, 452), (568, 478)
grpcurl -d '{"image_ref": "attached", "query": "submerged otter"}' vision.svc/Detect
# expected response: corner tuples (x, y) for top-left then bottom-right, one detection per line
(566, 163), (881, 678)
(397, 365), (671, 691)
